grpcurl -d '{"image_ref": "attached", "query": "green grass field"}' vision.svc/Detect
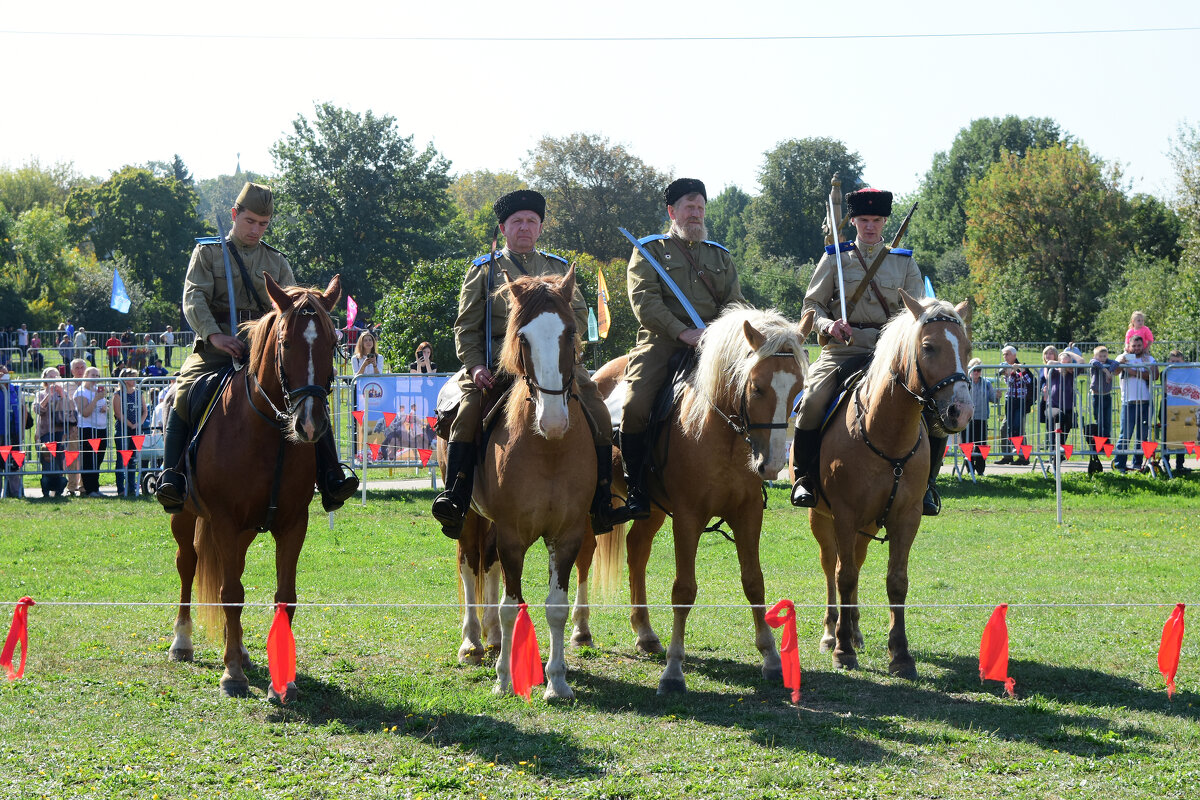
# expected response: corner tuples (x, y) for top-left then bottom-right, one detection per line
(2, 474), (1199, 799)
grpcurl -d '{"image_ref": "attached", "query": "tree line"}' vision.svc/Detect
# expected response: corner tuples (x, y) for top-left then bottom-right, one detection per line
(2, 104), (1197, 373)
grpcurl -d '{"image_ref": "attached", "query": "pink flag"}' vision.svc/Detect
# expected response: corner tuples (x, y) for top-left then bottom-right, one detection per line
(346, 295), (358, 329)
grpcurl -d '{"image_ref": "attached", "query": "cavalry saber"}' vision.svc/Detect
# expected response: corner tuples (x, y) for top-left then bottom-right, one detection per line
(828, 196), (849, 327)
(213, 214), (241, 366)
(618, 227), (705, 330)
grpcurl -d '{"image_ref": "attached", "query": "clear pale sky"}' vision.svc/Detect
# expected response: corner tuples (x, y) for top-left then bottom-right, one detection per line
(3, 1), (1198, 200)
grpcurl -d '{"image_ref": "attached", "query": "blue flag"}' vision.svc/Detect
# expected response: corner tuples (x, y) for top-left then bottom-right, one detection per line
(110, 269), (131, 314)
(924, 276), (935, 299)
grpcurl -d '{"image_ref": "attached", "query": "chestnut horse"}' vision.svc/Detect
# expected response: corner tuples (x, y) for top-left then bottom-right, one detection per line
(443, 267), (595, 700)
(807, 291), (972, 679)
(167, 275), (341, 700)
(576, 306), (808, 694)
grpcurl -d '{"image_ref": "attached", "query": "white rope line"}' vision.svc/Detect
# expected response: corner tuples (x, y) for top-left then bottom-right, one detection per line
(11, 600), (1197, 610)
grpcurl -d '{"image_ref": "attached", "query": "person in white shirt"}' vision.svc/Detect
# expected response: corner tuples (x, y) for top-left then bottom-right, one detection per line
(72, 367), (109, 497)
(1112, 335), (1159, 473)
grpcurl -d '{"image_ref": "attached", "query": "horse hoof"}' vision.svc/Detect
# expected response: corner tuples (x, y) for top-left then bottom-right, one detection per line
(543, 683), (576, 702)
(167, 647), (194, 662)
(457, 646), (484, 666)
(889, 660), (918, 681)
(656, 676), (687, 695)
(831, 652), (858, 671)
(268, 681), (299, 704)
(636, 637), (665, 655)
(219, 679), (250, 698)
(819, 635), (835, 653)
(762, 664), (784, 682)
(570, 631), (594, 648)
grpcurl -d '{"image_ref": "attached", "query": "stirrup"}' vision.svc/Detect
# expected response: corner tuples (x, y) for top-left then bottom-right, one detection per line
(790, 477), (816, 508)
(155, 469), (186, 513)
(922, 486), (941, 516)
(432, 491), (469, 539)
(591, 496), (635, 534)
(622, 486), (652, 520)
(319, 465), (359, 513)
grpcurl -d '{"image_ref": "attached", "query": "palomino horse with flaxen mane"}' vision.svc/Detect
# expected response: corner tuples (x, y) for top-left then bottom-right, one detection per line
(168, 274), (341, 701)
(440, 266), (595, 700)
(576, 305), (808, 694)
(806, 290), (972, 679)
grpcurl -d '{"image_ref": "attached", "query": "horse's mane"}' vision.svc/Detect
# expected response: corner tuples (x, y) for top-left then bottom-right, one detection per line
(241, 287), (335, 374)
(860, 296), (965, 400)
(495, 274), (579, 430)
(681, 304), (808, 438)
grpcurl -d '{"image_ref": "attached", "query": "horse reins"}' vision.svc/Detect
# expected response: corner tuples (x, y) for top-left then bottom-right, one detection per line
(708, 351), (799, 447)
(896, 313), (968, 411)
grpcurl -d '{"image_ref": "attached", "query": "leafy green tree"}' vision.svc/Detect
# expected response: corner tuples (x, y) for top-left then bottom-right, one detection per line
(449, 170), (525, 218)
(705, 185), (752, 261)
(523, 134), (669, 261)
(1093, 254), (1177, 343)
(745, 138), (863, 262)
(64, 165), (207, 297)
(374, 258), (467, 371)
(1169, 122), (1200, 235)
(1122, 193), (1182, 264)
(906, 116), (1063, 268)
(66, 255), (152, 332)
(270, 103), (455, 309)
(965, 144), (1126, 341)
(1, 205), (76, 324)
(0, 159), (89, 215)
(144, 155), (194, 187)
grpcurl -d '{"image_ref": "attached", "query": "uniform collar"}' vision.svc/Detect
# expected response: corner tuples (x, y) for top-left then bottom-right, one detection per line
(855, 236), (886, 259)
(503, 247), (536, 264)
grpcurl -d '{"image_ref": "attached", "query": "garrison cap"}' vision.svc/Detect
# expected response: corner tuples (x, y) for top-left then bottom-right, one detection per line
(235, 182), (274, 216)
(846, 188), (892, 218)
(665, 178), (707, 206)
(493, 190), (546, 223)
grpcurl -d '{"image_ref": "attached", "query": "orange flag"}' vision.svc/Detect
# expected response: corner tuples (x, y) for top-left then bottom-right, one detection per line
(2, 597), (35, 681)
(1010, 436), (1025, 448)
(1093, 436), (1109, 451)
(1158, 604), (1185, 699)
(0, 445), (10, 462)
(1062, 445), (1073, 460)
(10, 451), (24, 468)
(1019, 445), (1032, 460)
(511, 603), (543, 702)
(417, 449), (433, 467)
(425, 416), (437, 430)
(596, 265), (611, 339)
(979, 604), (1016, 697)
(352, 410), (365, 427)
(266, 603), (297, 701)
(764, 599), (802, 703)
(1184, 441), (1196, 454)
(45, 442), (58, 456)
(368, 442), (381, 461)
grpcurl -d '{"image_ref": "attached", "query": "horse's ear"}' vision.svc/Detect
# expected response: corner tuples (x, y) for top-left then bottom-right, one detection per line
(743, 320), (766, 352)
(265, 273), (294, 313)
(561, 263), (576, 299)
(954, 299), (972, 326)
(899, 288), (923, 318)
(320, 274), (342, 313)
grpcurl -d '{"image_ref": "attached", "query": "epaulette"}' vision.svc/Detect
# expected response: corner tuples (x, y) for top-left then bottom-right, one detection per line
(196, 236), (222, 245)
(890, 248), (913, 257)
(638, 233), (669, 246)
(260, 240), (285, 256)
(824, 241), (856, 255)
(539, 250), (569, 265)
(472, 251), (501, 267)
(703, 240), (730, 253)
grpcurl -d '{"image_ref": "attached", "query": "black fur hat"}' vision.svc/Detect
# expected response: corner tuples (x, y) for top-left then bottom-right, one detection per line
(665, 178), (707, 206)
(846, 188), (893, 218)
(493, 190), (546, 223)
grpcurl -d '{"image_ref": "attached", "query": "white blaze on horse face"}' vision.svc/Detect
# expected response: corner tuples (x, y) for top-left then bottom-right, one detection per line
(940, 327), (974, 430)
(295, 318), (321, 441)
(521, 311), (570, 439)
(764, 370), (800, 476)
(303, 319), (318, 386)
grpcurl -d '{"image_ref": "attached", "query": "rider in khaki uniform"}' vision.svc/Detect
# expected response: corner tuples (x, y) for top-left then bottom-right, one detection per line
(155, 182), (358, 513)
(431, 189), (633, 539)
(620, 178), (745, 518)
(789, 188), (944, 515)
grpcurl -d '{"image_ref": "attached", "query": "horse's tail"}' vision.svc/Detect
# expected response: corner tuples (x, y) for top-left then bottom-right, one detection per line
(193, 518), (224, 635)
(591, 523), (626, 601)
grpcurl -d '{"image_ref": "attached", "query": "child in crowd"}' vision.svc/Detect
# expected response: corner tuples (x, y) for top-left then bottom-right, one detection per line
(1126, 310), (1155, 352)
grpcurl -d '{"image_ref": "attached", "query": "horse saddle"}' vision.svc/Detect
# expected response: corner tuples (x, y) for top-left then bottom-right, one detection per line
(433, 365), (514, 448)
(185, 365), (238, 472)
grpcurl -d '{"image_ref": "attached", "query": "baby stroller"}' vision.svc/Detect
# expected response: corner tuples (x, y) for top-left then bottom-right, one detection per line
(140, 382), (175, 497)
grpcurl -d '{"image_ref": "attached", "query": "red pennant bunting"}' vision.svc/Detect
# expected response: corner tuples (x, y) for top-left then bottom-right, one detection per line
(0, 445), (10, 462)
(959, 442), (974, 457)
(1020, 445), (1032, 460)
(64, 451), (80, 468)
(383, 412), (397, 427)
(1141, 441), (1158, 459)
(352, 410), (364, 427)
(979, 603), (1016, 697)
(764, 599), (801, 703)
(10, 451), (25, 468)
(417, 448), (433, 467)
(425, 416), (437, 430)
(1183, 441), (1196, 455)
(978, 445), (991, 459)
(131, 435), (145, 451)
(368, 442), (381, 460)
(1093, 436), (1109, 450)
(118, 450), (134, 466)
(45, 442), (58, 456)
(87, 438), (102, 452)
(1062, 445), (1073, 461)
(944, 445), (950, 456)
(1158, 604), (1185, 699)
(2, 597), (36, 681)
(511, 603), (544, 701)
(1102, 443), (1114, 457)
(266, 602), (297, 701)
(1011, 436), (1025, 448)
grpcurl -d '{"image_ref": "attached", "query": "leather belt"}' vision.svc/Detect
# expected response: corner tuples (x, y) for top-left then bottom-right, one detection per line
(851, 322), (885, 331)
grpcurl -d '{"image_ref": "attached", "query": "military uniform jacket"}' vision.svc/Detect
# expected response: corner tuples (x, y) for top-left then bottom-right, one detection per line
(804, 238), (924, 351)
(627, 234), (744, 344)
(454, 248), (588, 370)
(182, 236), (296, 344)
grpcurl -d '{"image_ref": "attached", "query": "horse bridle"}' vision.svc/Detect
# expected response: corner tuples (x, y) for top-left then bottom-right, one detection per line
(897, 314), (969, 411)
(710, 351), (799, 447)
(246, 300), (334, 428)
(516, 334), (578, 402)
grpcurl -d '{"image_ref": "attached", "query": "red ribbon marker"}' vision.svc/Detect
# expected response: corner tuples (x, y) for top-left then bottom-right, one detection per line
(1020, 445), (1032, 460)
(2, 597), (36, 681)
(131, 435), (145, 451)
(1158, 604), (1185, 699)
(118, 450), (134, 466)
(765, 599), (802, 703)
(266, 603), (297, 701)
(978, 445), (991, 459)
(1141, 441), (1158, 460)
(368, 442), (381, 461)
(10, 451), (24, 468)
(87, 438), (102, 452)
(64, 451), (80, 468)
(511, 603), (543, 702)
(0, 445), (10, 462)
(417, 448), (433, 467)
(959, 442), (974, 458)
(979, 604), (1016, 697)
(45, 442), (58, 457)
(352, 410), (365, 427)
(1062, 445), (1073, 461)
(383, 412), (397, 427)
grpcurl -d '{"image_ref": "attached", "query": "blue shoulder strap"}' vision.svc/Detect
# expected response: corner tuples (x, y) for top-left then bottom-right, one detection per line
(638, 233), (669, 246)
(539, 250), (569, 265)
(196, 236), (222, 245)
(703, 240), (730, 253)
(823, 241), (856, 255)
(891, 248), (913, 257)
(472, 251), (499, 267)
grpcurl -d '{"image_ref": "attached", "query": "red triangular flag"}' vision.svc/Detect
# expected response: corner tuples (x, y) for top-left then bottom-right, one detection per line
(511, 603), (544, 702)
(352, 410), (364, 427)
(1, 597), (36, 681)
(368, 442), (381, 461)
(1158, 604), (1185, 699)
(979, 604), (1016, 697)
(425, 416), (437, 430)
(10, 451), (25, 468)
(45, 442), (58, 456)
(1011, 436), (1025, 448)
(131, 435), (145, 451)
(978, 445), (990, 459)
(1020, 445), (1032, 460)
(64, 451), (80, 468)
(1062, 445), (1073, 461)
(1183, 441), (1195, 455)
(1093, 436), (1109, 450)
(765, 599), (802, 703)
(118, 449), (133, 466)
(944, 445), (950, 456)
(959, 442), (974, 457)
(1141, 441), (1158, 459)
(266, 602), (297, 701)
(417, 448), (433, 467)
(87, 438), (102, 452)
(0, 445), (10, 461)
(383, 412), (397, 427)
(1102, 443), (1114, 457)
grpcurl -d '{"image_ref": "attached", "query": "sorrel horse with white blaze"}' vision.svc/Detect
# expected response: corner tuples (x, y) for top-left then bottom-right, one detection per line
(168, 274), (341, 701)
(806, 290), (972, 679)
(441, 267), (596, 700)
(576, 306), (808, 694)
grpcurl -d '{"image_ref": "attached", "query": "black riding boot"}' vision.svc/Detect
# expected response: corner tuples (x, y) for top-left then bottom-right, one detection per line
(432, 442), (476, 539)
(789, 427), (820, 508)
(924, 435), (946, 516)
(155, 409), (190, 513)
(619, 431), (652, 520)
(315, 427), (359, 513)
(591, 445), (635, 534)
